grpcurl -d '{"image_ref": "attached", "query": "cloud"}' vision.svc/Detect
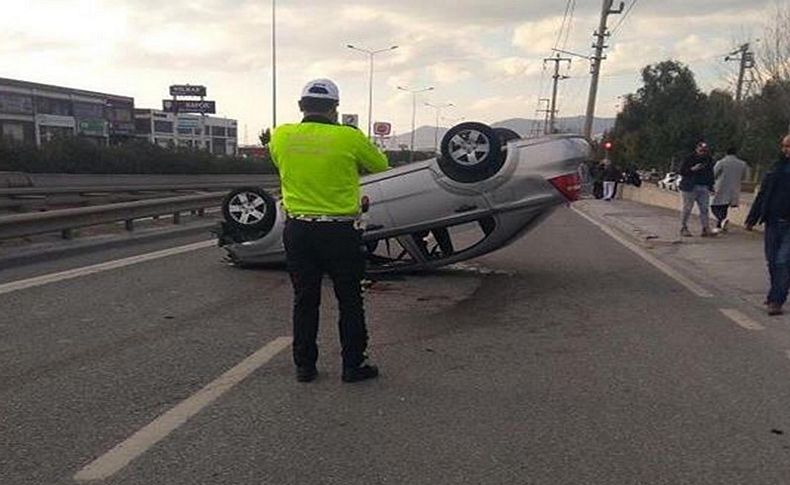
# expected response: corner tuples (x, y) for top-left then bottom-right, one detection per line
(0, 0), (784, 138)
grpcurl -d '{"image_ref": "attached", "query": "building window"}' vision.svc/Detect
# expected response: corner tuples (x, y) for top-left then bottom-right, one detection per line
(194, 127), (202, 135)
(154, 120), (173, 133)
(2, 122), (24, 142)
(108, 107), (132, 122)
(73, 101), (104, 119)
(227, 127), (237, 137)
(0, 92), (33, 115)
(135, 118), (152, 134)
(40, 125), (74, 143)
(177, 127), (193, 135)
(212, 137), (226, 154)
(36, 97), (72, 116)
(211, 126), (226, 137)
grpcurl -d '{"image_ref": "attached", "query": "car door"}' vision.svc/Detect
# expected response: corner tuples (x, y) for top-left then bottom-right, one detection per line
(374, 166), (490, 231)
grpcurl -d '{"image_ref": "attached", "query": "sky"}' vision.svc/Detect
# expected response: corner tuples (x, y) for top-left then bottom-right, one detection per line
(0, 0), (782, 143)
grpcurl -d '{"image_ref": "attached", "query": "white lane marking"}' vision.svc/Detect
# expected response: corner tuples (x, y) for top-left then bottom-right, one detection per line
(74, 336), (291, 482)
(720, 308), (765, 331)
(572, 206), (714, 298)
(0, 240), (216, 296)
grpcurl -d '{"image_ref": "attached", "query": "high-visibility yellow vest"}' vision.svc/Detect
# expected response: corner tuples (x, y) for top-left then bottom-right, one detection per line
(270, 119), (389, 216)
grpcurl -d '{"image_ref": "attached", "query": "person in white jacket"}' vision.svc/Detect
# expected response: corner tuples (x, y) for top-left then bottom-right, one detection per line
(711, 147), (751, 233)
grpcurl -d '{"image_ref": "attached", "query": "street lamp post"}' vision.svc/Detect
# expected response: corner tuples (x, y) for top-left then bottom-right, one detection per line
(424, 102), (454, 153)
(271, 0), (277, 127)
(347, 44), (399, 138)
(397, 85), (434, 163)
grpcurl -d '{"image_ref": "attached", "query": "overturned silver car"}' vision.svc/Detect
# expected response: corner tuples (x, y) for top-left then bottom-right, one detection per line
(216, 122), (590, 274)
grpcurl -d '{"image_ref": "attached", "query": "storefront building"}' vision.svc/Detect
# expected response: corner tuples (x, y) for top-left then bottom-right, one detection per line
(0, 77), (134, 146)
(134, 109), (238, 156)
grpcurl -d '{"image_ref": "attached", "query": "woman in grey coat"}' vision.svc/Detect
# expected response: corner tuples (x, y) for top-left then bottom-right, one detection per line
(712, 147), (751, 232)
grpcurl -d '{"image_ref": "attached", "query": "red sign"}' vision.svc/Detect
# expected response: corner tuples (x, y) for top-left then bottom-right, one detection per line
(373, 122), (391, 136)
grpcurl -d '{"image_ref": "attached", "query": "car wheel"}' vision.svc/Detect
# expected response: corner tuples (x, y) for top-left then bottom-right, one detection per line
(438, 122), (504, 183)
(493, 127), (521, 144)
(222, 187), (277, 233)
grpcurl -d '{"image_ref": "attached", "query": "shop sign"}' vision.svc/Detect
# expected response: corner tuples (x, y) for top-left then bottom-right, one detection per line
(36, 114), (75, 127)
(109, 121), (135, 134)
(341, 114), (359, 127)
(162, 99), (216, 114)
(169, 85), (207, 97)
(78, 119), (106, 136)
(373, 122), (392, 136)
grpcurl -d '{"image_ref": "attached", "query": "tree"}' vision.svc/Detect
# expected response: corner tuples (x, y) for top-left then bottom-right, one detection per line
(259, 128), (271, 146)
(703, 89), (741, 156)
(610, 60), (705, 169)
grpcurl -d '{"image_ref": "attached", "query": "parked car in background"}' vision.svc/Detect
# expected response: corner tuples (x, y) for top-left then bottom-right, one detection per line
(216, 121), (591, 274)
(657, 172), (681, 191)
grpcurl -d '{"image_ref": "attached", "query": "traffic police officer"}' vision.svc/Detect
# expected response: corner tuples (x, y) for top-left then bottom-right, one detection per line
(269, 79), (389, 383)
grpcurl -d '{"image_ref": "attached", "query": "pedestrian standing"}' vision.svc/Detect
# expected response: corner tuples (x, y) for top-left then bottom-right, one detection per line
(578, 161), (592, 197)
(602, 159), (620, 201)
(745, 134), (790, 316)
(711, 147), (751, 233)
(269, 79), (390, 382)
(592, 162), (604, 199)
(679, 141), (716, 237)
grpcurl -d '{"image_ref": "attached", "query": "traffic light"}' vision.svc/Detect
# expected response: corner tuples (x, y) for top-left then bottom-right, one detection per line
(603, 140), (613, 151)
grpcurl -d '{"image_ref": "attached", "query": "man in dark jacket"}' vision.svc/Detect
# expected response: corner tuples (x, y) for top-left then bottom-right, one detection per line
(601, 159), (621, 201)
(679, 141), (716, 237)
(746, 134), (790, 316)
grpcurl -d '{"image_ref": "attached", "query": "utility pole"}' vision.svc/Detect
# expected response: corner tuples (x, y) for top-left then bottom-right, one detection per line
(397, 85), (434, 163)
(583, 0), (624, 140)
(725, 43), (755, 103)
(544, 53), (571, 134)
(533, 98), (551, 135)
(271, 0), (277, 127)
(425, 102), (454, 153)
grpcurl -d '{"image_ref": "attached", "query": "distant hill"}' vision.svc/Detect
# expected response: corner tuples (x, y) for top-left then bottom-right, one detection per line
(385, 116), (615, 151)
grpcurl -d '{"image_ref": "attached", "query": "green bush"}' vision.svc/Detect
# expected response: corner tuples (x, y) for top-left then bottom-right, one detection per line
(0, 137), (278, 174)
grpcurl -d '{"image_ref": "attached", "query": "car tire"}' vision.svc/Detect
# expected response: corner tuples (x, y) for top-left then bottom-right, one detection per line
(222, 187), (277, 233)
(493, 127), (521, 144)
(438, 122), (504, 183)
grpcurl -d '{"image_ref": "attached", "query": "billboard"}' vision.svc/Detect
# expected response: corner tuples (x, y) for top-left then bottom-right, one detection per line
(162, 99), (216, 114)
(169, 85), (207, 97)
(373, 122), (392, 136)
(341, 114), (359, 127)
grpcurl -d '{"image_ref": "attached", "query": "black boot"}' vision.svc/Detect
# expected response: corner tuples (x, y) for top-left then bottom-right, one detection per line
(296, 366), (318, 383)
(342, 362), (379, 383)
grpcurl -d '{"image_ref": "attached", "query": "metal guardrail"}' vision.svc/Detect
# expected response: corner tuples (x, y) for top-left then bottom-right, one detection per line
(0, 193), (225, 240)
(0, 183), (252, 196)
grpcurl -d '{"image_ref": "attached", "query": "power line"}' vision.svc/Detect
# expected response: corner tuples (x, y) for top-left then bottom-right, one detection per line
(610, 0), (639, 37)
(562, 0), (577, 51)
(553, 0), (574, 51)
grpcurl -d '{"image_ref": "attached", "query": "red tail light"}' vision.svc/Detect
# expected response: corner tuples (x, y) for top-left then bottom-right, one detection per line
(548, 173), (581, 202)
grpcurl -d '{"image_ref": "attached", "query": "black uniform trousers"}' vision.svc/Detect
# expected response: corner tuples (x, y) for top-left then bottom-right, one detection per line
(283, 219), (367, 369)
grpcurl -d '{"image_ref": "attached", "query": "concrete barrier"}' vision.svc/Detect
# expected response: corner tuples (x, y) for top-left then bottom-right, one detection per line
(620, 184), (755, 229)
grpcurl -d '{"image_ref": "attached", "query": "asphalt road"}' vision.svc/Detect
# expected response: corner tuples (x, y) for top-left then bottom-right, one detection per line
(3, 207), (790, 484)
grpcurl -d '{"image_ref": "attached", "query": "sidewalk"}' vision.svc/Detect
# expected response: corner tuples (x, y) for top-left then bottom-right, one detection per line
(573, 198), (771, 312)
